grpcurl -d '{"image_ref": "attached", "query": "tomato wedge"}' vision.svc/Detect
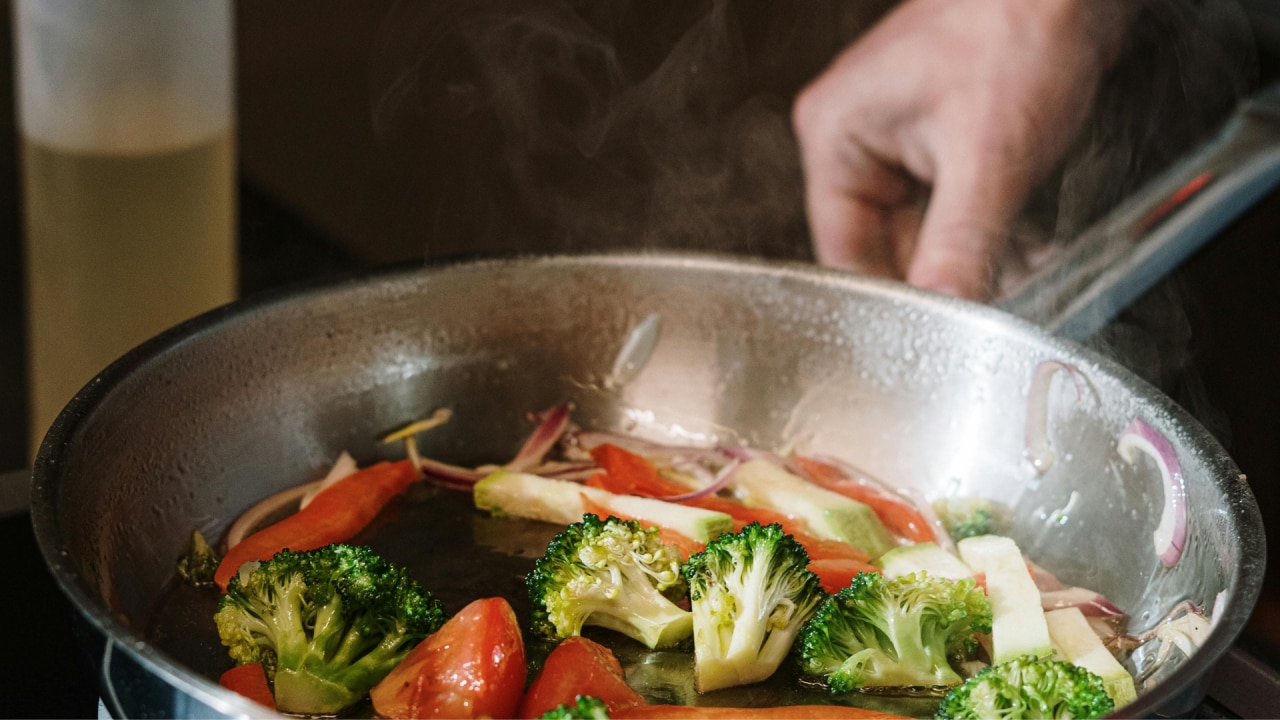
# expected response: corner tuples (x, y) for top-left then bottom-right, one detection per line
(218, 662), (275, 711)
(809, 558), (882, 594)
(214, 459), (419, 591)
(518, 636), (646, 719)
(371, 597), (526, 719)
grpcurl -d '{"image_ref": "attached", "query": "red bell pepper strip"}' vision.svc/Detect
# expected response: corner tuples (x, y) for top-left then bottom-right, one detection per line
(218, 662), (276, 711)
(517, 636), (646, 719)
(588, 444), (871, 562)
(371, 597), (527, 720)
(214, 459), (419, 591)
(792, 456), (934, 543)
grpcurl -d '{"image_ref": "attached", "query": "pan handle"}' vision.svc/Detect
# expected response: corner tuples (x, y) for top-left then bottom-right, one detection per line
(997, 81), (1280, 342)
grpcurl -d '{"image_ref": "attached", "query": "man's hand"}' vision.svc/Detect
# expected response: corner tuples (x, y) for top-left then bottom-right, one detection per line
(793, 0), (1136, 300)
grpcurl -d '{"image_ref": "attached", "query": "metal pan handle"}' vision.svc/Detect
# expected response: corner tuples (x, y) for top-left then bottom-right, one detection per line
(998, 81), (1280, 342)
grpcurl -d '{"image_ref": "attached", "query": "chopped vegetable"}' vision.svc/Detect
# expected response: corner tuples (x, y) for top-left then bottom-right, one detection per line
(371, 597), (526, 719)
(518, 637), (646, 718)
(613, 705), (914, 718)
(218, 661), (275, 710)
(808, 557), (882, 594)
(934, 655), (1114, 720)
(177, 529), (220, 588)
(539, 695), (613, 719)
(214, 543), (445, 715)
(1117, 416), (1188, 568)
(796, 571), (991, 692)
(792, 455), (935, 544)
(526, 514), (693, 649)
(475, 469), (734, 543)
(956, 535), (1053, 665)
(1045, 607), (1137, 706)
(683, 522), (826, 692)
(213, 459), (420, 591)
(932, 497), (1001, 543)
(730, 459), (895, 558)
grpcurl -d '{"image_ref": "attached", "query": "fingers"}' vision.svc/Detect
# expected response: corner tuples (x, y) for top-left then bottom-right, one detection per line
(794, 86), (918, 280)
(906, 132), (1038, 301)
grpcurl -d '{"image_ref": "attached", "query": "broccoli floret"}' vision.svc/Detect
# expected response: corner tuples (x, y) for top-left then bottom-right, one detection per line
(682, 522), (826, 692)
(935, 655), (1115, 719)
(796, 571), (992, 692)
(539, 695), (612, 718)
(214, 543), (446, 715)
(934, 498), (1003, 542)
(177, 529), (220, 587)
(527, 514), (693, 649)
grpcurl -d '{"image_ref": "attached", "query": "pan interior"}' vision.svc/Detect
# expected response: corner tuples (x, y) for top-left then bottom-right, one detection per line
(32, 253), (1261, 715)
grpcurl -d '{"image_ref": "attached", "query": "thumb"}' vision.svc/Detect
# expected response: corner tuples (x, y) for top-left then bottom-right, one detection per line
(905, 152), (1034, 301)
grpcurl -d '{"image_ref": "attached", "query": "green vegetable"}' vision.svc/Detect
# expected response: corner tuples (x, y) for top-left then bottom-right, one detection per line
(177, 529), (220, 588)
(876, 542), (975, 581)
(214, 543), (446, 715)
(956, 535), (1053, 664)
(796, 571), (991, 692)
(539, 695), (612, 719)
(730, 459), (895, 558)
(934, 655), (1115, 719)
(527, 514), (693, 649)
(682, 522), (826, 692)
(934, 497), (1002, 542)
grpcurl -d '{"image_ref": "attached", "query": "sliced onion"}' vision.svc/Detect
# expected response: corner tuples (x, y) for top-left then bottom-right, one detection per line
(659, 458), (741, 502)
(1024, 360), (1081, 475)
(1040, 587), (1124, 617)
(299, 451), (358, 510)
(224, 483), (314, 551)
(1118, 417), (1187, 568)
(506, 404), (571, 471)
(417, 456), (485, 489)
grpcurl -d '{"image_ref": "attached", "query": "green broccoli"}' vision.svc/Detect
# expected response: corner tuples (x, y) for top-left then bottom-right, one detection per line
(214, 543), (446, 715)
(539, 695), (612, 719)
(177, 529), (220, 587)
(934, 655), (1115, 719)
(682, 522), (826, 692)
(934, 497), (1002, 542)
(527, 513), (693, 649)
(796, 571), (992, 692)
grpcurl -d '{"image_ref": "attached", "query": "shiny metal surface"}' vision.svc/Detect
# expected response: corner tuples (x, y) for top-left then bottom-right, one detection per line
(1000, 81), (1280, 341)
(29, 253), (1264, 718)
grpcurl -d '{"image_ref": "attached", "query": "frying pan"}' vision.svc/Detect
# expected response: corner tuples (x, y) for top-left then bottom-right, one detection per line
(28, 88), (1280, 720)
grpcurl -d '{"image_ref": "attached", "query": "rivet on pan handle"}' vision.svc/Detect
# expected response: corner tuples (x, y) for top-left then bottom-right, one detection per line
(998, 82), (1280, 342)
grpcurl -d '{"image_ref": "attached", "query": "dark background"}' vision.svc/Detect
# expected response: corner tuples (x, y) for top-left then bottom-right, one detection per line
(2, 1), (1280, 717)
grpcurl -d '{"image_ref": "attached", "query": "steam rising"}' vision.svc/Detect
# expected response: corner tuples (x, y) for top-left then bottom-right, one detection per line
(369, 0), (891, 259)
(369, 0), (1257, 431)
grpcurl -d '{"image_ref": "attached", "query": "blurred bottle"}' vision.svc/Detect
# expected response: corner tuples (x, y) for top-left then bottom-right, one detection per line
(14, 0), (236, 458)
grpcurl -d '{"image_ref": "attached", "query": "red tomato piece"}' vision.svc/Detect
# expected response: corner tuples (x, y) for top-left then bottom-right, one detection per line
(218, 662), (276, 711)
(517, 636), (646, 719)
(371, 597), (526, 719)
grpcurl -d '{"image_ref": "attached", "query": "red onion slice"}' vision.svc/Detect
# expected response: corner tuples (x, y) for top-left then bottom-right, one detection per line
(417, 456), (485, 489)
(1118, 417), (1188, 568)
(1024, 360), (1081, 475)
(1040, 587), (1125, 617)
(659, 458), (741, 502)
(506, 404), (571, 472)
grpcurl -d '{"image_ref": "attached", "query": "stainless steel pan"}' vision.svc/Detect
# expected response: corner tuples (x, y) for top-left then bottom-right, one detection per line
(29, 82), (1280, 720)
